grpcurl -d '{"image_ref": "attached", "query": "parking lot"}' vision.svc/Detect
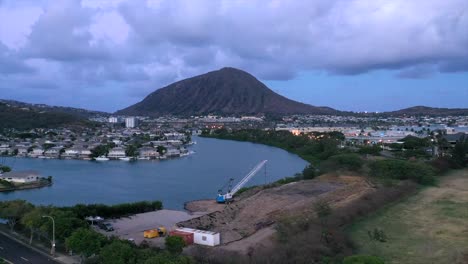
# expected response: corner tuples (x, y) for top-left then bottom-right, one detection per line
(94, 209), (205, 247)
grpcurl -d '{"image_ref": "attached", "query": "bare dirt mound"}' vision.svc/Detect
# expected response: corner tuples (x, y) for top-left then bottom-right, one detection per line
(180, 175), (374, 246)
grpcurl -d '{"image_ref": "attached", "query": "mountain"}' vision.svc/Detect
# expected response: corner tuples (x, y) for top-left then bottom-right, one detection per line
(0, 102), (93, 129)
(385, 106), (468, 116)
(117, 67), (337, 116)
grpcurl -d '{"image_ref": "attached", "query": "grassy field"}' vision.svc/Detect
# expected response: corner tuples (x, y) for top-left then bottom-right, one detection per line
(347, 169), (468, 264)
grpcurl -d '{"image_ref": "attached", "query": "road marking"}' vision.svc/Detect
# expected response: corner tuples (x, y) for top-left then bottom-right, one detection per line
(2, 258), (14, 264)
(21, 256), (29, 261)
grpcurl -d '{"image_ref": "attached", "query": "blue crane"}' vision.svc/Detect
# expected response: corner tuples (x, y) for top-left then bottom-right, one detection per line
(216, 160), (268, 203)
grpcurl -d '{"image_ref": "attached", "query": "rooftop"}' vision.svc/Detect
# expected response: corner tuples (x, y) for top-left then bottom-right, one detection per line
(1, 170), (40, 178)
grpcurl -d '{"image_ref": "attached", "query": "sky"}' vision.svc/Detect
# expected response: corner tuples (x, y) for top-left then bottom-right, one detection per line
(0, 0), (467, 113)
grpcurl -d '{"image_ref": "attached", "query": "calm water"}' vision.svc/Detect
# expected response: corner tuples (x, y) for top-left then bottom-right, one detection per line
(0, 136), (308, 209)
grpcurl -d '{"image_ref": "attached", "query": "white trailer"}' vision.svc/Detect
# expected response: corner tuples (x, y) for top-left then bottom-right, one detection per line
(176, 227), (220, 246)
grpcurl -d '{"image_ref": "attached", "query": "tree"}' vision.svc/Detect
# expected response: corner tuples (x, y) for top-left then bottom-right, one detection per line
(0, 166), (11, 173)
(0, 200), (33, 231)
(66, 228), (107, 258)
(165, 236), (185, 255)
(21, 207), (45, 244)
(452, 135), (468, 167)
(125, 145), (138, 157)
(156, 146), (167, 155)
(42, 209), (87, 241)
(99, 240), (136, 264)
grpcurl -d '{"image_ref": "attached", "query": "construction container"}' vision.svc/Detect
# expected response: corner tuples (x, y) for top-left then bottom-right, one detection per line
(169, 230), (194, 245)
(175, 227), (220, 246)
(144, 227), (167, 238)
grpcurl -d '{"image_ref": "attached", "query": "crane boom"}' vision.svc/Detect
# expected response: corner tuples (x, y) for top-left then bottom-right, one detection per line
(216, 160), (268, 203)
(230, 160), (267, 195)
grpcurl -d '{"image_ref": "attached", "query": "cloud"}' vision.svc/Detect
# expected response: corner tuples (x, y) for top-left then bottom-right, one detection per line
(0, 0), (467, 111)
(0, 42), (35, 74)
(396, 65), (438, 79)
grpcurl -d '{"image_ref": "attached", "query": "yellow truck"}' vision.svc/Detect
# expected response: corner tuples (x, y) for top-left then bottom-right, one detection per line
(143, 227), (167, 238)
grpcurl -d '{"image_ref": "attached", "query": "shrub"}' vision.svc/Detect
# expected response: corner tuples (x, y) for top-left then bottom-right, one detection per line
(0, 166), (11, 173)
(165, 236), (185, 255)
(302, 165), (316, 179)
(321, 153), (364, 173)
(369, 159), (436, 185)
(358, 145), (382, 155)
(65, 200), (163, 219)
(343, 255), (385, 264)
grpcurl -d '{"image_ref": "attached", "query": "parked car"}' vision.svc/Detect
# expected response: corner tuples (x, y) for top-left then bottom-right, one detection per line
(98, 222), (114, 232)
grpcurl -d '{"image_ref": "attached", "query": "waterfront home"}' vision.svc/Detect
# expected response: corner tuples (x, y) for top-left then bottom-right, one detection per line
(63, 148), (80, 159)
(79, 148), (92, 159)
(29, 147), (44, 158)
(165, 147), (181, 157)
(0, 170), (40, 183)
(139, 147), (159, 159)
(166, 140), (183, 146)
(44, 146), (63, 158)
(16, 147), (29, 156)
(0, 144), (10, 153)
(164, 132), (185, 140)
(108, 147), (126, 159)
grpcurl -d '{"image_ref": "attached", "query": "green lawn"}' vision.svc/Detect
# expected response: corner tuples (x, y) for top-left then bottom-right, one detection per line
(347, 170), (468, 264)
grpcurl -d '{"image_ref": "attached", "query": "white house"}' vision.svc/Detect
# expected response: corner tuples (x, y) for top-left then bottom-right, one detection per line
(63, 148), (80, 158)
(79, 149), (92, 159)
(165, 147), (180, 157)
(29, 148), (44, 158)
(175, 227), (220, 247)
(139, 147), (159, 159)
(0, 170), (40, 183)
(44, 147), (62, 158)
(108, 147), (126, 159)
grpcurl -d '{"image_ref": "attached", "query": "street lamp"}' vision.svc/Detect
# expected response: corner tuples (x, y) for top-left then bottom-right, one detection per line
(42, 215), (55, 256)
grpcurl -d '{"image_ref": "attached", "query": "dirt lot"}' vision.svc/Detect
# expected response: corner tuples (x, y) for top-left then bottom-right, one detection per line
(348, 169), (468, 264)
(95, 209), (205, 247)
(180, 174), (375, 252)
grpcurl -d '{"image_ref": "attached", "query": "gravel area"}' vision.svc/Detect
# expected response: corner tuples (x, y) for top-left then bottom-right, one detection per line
(95, 209), (205, 247)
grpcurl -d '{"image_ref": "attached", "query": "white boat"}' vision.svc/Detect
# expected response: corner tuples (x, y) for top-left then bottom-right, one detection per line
(137, 157), (150, 160)
(95, 156), (109, 161)
(119, 157), (131, 161)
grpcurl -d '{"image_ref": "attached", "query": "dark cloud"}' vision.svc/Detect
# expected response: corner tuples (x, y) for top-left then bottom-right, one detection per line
(0, 43), (35, 74)
(396, 65), (437, 79)
(0, 0), (467, 111)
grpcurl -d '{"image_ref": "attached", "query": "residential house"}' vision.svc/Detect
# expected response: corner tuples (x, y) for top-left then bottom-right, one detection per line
(0, 170), (40, 183)
(29, 147), (44, 158)
(139, 147), (159, 159)
(165, 147), (180, 157)
(44, 146), (63, 158)
(108, 147), (126, 159)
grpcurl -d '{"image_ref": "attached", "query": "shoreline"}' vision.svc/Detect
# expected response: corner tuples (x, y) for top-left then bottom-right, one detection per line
(0, 180), (52, 193)
(0, 150), (196, 162)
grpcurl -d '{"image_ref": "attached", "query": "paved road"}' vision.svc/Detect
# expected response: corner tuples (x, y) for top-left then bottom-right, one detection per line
(0, 232), (58, 264)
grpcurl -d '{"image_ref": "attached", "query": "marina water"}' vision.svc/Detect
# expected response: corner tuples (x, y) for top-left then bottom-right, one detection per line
(0, 136), (308, 209)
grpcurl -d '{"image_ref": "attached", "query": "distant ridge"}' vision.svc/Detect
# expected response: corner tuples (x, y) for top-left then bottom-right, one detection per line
(116, 67), (337, 116)
(0, 101), (91, 129)
(384, 106), (468, 116)
(0, 99), (109, 118)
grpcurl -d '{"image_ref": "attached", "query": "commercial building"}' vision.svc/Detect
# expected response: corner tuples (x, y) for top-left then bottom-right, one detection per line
(108, 117), (119, 123)
(125, 117), (138, 128)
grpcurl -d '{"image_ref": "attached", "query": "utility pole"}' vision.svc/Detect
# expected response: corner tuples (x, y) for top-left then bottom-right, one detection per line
(42, 215), (55, 256)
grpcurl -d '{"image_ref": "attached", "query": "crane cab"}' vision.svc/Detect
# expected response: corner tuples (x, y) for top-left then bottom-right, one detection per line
(216, 193), (233, 203)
